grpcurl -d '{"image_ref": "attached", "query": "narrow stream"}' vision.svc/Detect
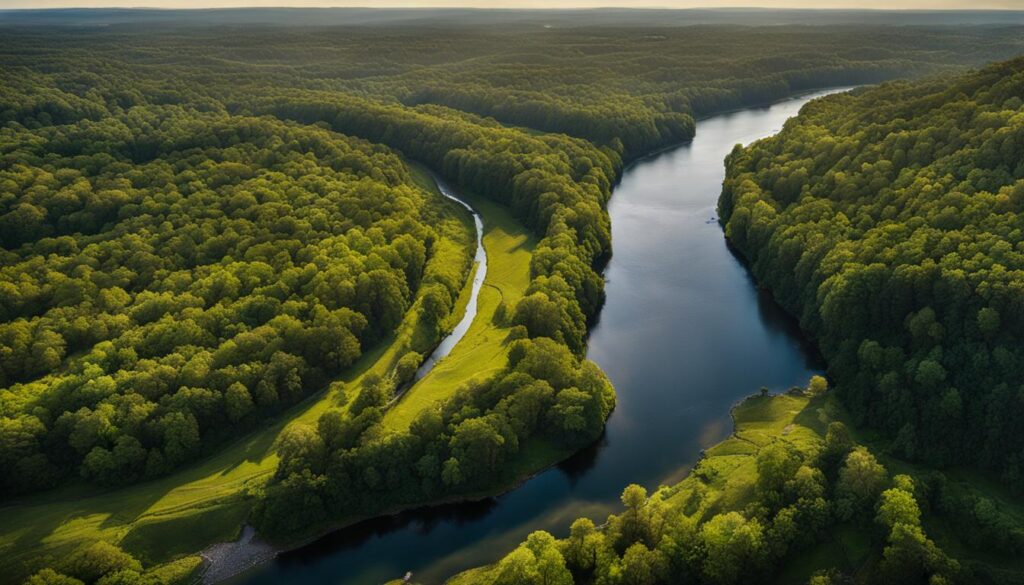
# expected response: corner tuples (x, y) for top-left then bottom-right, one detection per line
(235, 88), (846, 585)
(414, 175), (487, 381)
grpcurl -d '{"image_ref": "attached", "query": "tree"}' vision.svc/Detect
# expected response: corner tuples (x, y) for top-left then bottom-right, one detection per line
(493, 547), (540, 585)
(879, 523), (958, 584)
(159, 411), (200, 466)
(564, 517), (604, 573)
(350, 374), (391, 416)
(512, 292), (563, 342)
(808, 375), (828, 395)
(276, 423), (326, 478)
(61, 541), (141, 583)
(819, 422), (854, 477)
(225, 382), (255, 422)
(977, 307), (1000, 338)
(525, 531), (573, 585)
(700, 512), (766, 585)
(24, 569), (84, 585)
(877, 487), (921, 530)
(835, 447), (887, 521)
(395, 351), (422, 386)
(614, 484), (650, 550)
(620, 543), (661, 585)
(755, 441), (802, 511)
(442, 457), (462, 487)
(450, 417), (506, 479)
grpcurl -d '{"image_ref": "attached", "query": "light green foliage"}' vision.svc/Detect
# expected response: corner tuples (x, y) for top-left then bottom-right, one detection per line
(394, 351), (422, 386)
(700, 512), (767, 585)
(808, 376), (828, 395)
(24, 570), (83, 585)
(835, 447), (887, 521)
(0, 107), (451, 494)
(877, 486), (921, 530)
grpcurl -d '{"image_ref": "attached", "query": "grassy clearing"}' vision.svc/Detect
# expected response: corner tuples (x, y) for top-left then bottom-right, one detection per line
(385, 193), (536, 430)
(661, 392), (830, 519)
(0, 164), (479, 581)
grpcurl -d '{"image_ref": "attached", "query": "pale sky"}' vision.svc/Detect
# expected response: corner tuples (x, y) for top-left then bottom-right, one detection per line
(2, 0), (1023, 9)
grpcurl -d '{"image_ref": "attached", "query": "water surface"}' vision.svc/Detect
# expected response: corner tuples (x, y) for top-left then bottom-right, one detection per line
(236, 89), (844, 585)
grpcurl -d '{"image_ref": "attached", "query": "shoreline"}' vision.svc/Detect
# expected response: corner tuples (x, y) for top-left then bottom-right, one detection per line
(199, 439), (583, 584)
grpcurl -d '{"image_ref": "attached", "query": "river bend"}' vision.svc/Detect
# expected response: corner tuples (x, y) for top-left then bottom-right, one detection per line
(234, 88), (846, 585)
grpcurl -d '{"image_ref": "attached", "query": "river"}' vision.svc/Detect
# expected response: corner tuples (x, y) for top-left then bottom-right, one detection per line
(233, 88), (844, 585)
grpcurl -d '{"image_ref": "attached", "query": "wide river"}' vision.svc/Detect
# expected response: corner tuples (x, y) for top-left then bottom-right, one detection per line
(236, 88), (844, 585)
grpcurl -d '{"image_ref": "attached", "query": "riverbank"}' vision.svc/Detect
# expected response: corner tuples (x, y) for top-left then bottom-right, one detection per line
(443, 386), (843, 585)
(197, 183), (545, 583)
(384, 192), (536, 431)
(231, 88), (843, 585)
(1, 87), (850, 585)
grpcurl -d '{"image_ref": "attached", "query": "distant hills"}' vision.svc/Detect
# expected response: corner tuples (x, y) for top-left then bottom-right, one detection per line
(4, 7), (1024, 28)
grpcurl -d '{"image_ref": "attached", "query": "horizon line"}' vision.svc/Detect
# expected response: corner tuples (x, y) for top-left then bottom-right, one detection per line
(3, 5), (1024, 11)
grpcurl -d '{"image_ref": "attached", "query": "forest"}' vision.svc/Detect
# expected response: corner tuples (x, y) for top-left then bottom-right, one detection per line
(3, 11), (1024, 585)
(411, 47), (1024, 585)
(721, 57), (1024, 486)
(0, 96), (480, 496)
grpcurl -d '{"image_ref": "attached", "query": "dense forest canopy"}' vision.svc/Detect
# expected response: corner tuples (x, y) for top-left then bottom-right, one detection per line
(3, 13), (1024, 585)
(721, 57), (1024, 485)
(4, 22), (1024, 160)
(0, 95), (474, 495)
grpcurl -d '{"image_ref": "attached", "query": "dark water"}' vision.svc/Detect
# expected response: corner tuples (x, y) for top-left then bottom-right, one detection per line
(236, 89), (844, 585)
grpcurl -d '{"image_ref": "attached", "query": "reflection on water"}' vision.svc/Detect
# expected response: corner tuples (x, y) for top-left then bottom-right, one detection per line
(235, 89), (848, 585)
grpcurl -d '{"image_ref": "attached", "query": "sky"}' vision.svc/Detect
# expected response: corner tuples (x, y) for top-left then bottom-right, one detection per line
(2, 0), (1023, 9)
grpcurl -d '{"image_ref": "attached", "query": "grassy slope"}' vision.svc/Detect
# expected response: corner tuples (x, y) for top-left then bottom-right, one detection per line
(385, 192), (536, 430)
(0, 165), (484, 579)
(381, 190), (585, 489)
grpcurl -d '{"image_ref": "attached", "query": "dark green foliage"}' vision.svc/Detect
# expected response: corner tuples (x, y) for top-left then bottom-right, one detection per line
(720, 57), (1024, 485)
(5, 17), (1024, 572)
(23, 541), (144, 585)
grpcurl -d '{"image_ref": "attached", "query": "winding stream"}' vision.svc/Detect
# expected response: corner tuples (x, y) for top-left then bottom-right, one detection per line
(414, 175), (487, 381)
(235, 88), (846, 585)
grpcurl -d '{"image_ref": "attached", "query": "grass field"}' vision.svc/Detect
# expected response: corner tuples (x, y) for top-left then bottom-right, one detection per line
(0, 165), (515, 581)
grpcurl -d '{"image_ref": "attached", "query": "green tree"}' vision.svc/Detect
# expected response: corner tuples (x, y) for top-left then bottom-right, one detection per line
(700, 512), (766, 585)
(225, 382), (255, 422)
(835, 447), (887, 521)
